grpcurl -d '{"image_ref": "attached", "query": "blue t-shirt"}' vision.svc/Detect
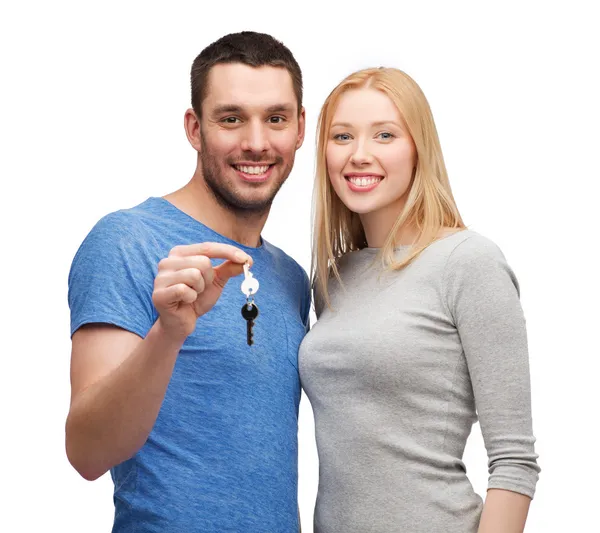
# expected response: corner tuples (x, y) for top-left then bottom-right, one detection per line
(68, 197), (311, 533)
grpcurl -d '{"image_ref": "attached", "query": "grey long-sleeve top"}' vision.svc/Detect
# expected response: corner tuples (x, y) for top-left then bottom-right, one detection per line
(299, 230), (540, 533)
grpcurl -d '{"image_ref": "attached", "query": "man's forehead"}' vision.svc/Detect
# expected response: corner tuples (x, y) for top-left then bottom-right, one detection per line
(204, 63), (297, 110)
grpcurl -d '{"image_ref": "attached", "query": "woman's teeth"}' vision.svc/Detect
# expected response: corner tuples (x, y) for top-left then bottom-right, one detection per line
(347, 176), (382, 186)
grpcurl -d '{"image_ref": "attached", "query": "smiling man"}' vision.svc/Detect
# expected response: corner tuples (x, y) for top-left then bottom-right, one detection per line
(66, 32), (310, 532)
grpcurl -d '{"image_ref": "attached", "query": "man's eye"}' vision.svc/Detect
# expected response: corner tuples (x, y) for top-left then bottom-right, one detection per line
(222, 117), (241, 124)
(269, 116), (285, 124)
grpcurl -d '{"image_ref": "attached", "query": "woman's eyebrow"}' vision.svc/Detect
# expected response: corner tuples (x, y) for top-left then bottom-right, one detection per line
(330, 120), (401, 128)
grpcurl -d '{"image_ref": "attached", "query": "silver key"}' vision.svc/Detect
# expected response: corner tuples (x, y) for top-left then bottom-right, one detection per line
(241, 262), (259, 297)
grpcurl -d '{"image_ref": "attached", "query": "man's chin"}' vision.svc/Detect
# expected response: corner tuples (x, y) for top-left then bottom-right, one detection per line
(231, 181), (284, 210)
(211, 190), (276, 215)
(203, 165), (287, 214)
(233, 194), (276, 213)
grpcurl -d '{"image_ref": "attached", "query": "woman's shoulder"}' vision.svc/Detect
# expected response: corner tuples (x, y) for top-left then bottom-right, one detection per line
(436, 229), (506, 264)
(434, 229), (517, 298)
(414, 229), (511, 283)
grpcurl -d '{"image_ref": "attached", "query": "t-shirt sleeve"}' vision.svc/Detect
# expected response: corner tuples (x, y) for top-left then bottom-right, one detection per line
(68, 212), (158, 339)
(299, 265), (312, 333)
(444, 235), (541, 499)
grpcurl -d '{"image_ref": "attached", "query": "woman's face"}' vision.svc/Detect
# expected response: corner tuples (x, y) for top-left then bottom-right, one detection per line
(326, 88), (416, 225)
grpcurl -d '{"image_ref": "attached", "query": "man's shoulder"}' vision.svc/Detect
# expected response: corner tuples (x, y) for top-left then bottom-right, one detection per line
(71, 198), (170, 272)
(89, 197), (165, 237)
(261, 239), (308, 281)
(80, 197), (200, 254)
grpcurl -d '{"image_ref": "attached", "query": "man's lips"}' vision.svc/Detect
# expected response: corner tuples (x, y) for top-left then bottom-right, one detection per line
(231, 163), (275, 182)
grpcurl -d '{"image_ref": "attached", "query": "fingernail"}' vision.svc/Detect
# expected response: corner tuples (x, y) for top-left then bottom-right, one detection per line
(236, 252), (249, 262)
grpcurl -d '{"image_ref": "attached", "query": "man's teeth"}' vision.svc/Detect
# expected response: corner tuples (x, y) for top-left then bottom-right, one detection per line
(348, 176), (382, 187)
(236, 165), (270, 175)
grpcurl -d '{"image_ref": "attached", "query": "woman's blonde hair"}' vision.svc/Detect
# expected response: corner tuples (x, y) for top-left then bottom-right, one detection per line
(312, 67), (466, 309)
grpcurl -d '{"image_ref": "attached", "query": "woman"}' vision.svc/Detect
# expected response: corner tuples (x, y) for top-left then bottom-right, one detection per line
(299, 68), (540, 533)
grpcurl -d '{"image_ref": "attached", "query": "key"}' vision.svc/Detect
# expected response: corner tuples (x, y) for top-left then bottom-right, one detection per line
(240, 261), (260, 346)
(241, 262), (260, 297)
(241, 302), (259, 345)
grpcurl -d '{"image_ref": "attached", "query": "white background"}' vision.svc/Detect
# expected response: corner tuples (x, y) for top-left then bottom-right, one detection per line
(1, 1), (598, 531)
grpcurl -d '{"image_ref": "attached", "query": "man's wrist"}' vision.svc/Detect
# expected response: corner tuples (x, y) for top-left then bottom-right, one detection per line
(150, 318), (189, 350)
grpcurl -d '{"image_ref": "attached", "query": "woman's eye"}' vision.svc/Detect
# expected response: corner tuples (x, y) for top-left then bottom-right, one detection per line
(333, 133), (351, 141)
(378, 132), (394, 140)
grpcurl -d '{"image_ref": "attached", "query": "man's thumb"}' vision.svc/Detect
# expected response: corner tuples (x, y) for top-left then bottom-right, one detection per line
(212, 260), (245, 289)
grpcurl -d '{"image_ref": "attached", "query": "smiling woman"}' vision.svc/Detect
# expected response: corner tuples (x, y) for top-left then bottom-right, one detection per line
(327, 88), (417, 218)
(299, 67), (540, 533)
(311, 68), (466, 305)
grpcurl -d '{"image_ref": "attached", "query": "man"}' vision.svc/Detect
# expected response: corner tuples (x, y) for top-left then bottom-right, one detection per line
(66, 31), (310, 532)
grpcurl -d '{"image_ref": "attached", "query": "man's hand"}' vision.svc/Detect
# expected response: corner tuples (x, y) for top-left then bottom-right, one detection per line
(152, 242), (252, 341)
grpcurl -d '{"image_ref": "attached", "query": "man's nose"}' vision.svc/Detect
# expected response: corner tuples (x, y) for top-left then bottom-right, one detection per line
(241, 121), (270, 153)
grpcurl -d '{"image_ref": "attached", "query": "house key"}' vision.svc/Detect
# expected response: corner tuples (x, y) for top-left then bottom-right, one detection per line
(241, 262), (259, 297)
(241, 262), (259, 346)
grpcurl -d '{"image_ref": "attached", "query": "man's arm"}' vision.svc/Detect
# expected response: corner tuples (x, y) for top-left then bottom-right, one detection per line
(66, 320), (184, 481)
(65, 242), (252, 481)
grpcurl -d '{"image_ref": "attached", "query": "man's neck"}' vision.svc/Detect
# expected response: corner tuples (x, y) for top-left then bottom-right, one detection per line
(163, 179), (268, 248)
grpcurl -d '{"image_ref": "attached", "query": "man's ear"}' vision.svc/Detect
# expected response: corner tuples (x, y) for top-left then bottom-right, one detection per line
(184, 108), (202, 153)
(296, 106), (306, 150)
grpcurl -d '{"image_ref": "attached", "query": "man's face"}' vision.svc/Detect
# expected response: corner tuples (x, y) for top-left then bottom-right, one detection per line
(198, 63), (305, 215)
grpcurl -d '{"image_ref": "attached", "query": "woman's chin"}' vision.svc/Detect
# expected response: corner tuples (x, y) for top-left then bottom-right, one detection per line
(341, 200), (379, 216)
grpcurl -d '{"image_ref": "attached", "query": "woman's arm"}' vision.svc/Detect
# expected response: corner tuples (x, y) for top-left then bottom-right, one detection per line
(444, 235), (541, 531)
(478, 489), (531, 533)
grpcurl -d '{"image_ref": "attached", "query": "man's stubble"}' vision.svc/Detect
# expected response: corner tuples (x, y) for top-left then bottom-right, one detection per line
(199, 129), (294, 217)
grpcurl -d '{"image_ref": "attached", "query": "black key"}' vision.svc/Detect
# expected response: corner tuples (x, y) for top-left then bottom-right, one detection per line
(241, 302), (259, 345)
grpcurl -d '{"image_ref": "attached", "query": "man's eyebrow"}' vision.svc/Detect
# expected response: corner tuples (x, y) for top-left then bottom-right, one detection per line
(211, 103), (296, 116)
(265, 104), (295, 114)
(211, 104), (243, 115)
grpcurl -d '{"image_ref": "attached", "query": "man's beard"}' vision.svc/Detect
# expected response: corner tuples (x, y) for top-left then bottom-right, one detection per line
(200, 135), (293, 217)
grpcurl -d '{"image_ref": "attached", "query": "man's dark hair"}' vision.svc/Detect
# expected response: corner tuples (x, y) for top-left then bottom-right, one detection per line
(191, 31), (303, 118)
